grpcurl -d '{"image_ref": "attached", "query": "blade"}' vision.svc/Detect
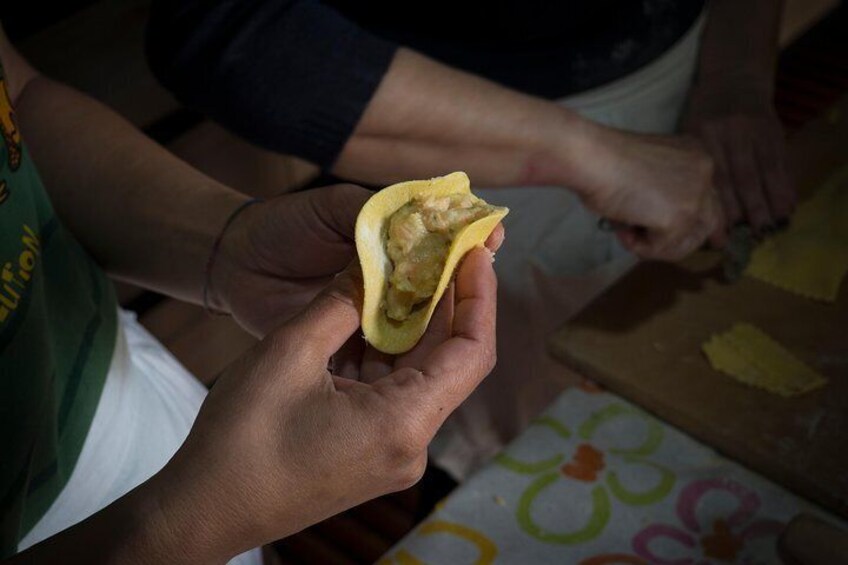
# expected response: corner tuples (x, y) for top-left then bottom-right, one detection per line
(722, 225), (754, 283)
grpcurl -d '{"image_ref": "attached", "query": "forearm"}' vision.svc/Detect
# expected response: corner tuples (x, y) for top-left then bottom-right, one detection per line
(14, 75), (248, 305)
(696, 0), (783, 93)
(148, 0), (604, 192)
(334, 48), (600, 189)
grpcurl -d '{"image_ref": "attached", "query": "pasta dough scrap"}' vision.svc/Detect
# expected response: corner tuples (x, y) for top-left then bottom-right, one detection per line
(702, 323), (827, 397)
(745, 164), (848, 301)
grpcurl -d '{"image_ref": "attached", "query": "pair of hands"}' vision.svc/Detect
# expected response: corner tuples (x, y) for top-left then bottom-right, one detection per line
(135, 189), (501, 561)
(151, 76), (792, 554)
(566, 79), (794, 260)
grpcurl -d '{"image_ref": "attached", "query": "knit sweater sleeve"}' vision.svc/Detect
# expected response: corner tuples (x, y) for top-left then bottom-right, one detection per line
(146, 0), (397, 169)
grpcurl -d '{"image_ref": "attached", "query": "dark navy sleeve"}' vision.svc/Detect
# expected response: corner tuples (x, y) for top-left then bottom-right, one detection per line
(145, 0), (397, 169)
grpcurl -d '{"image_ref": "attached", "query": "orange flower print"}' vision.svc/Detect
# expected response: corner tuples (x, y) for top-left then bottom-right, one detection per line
(562, 443), (605, 482)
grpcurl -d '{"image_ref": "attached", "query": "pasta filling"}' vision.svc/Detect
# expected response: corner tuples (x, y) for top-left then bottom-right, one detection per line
(384, 193), (499, 321)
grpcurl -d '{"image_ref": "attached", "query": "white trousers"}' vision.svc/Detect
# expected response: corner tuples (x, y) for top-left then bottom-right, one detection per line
(19, 310), (263, 565)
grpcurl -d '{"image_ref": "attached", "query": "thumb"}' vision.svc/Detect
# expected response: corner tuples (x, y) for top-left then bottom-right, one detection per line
(283, 262), (364, 361)
(376, 247), (497, 428)
(311, 183), (372, 240)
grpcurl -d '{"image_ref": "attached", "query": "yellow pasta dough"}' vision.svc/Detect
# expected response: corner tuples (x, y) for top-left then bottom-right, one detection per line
(355, 172), (508, 354)
(702, 323), (827, 397)
(745, 164), (848, 301)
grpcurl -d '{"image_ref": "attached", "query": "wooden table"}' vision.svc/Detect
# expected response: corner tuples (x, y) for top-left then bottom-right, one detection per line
(550, 96), (848, 519)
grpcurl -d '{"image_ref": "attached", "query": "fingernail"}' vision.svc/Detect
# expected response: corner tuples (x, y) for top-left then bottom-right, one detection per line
(775, 218), (790, 231)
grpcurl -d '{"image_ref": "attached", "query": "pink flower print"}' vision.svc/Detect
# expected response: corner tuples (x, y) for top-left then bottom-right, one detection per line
(632, 478), (785, 564)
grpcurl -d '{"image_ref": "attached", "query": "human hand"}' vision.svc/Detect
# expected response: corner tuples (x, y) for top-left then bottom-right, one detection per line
(144, 247), (498, 562)
(684, 81), (796, 234)
(572, 125), (725, 260)
(211, 184), (371, 336)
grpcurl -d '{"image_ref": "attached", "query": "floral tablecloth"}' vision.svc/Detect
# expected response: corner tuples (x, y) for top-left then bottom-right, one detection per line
(380, 383), (836, 564)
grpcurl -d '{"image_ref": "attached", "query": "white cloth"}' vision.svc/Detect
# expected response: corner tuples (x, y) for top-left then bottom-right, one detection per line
(387, 386), (839, 564)
(19, 309), (262, 565)
(430, 13), (707, 481)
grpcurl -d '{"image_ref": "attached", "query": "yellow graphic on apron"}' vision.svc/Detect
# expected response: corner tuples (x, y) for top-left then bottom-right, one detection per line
(0, 224), (40, 324)
(0, 65), (22, 171)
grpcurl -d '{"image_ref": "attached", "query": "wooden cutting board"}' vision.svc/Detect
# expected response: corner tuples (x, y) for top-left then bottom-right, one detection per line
(549, 99), (848, 519)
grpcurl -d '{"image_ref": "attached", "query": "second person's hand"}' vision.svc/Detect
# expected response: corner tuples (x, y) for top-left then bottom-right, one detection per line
(566, 122), (726, 260)
(684, 81), (796, 234)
